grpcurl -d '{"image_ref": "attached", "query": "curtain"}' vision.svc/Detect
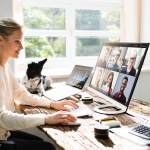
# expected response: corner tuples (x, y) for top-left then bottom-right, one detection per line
(121, 0), (141, 42)
(13, 0), (26, 76)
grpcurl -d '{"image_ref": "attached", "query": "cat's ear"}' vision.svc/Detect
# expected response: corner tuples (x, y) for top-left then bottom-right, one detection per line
(39, 58), (47, 66)
(28, 62), (32, 67)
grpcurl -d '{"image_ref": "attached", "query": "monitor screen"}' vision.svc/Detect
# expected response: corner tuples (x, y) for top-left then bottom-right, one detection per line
(89, 42), (149, 107)
(66, 65), (93, 90)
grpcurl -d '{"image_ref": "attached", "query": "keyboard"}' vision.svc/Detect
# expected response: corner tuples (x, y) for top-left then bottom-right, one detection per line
(65, 102), (93, 117)
(129, 124), (150, 139)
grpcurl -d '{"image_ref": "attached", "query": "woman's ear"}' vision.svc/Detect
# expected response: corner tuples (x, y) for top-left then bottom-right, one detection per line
(0, 35), (4, 45)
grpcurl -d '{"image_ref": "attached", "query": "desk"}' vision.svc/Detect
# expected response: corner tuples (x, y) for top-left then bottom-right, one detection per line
(15, 85), (150, 150)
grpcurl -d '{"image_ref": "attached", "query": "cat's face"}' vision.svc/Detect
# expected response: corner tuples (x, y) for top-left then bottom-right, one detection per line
(27, 58), (47, 79)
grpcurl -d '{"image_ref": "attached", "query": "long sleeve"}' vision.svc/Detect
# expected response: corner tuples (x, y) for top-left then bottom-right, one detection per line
(13, 83), (52, 108)
(0, 109), (46, 130)
(0, 63), (51, 140)
(0, 79), (45, 132)
(9, 66), (52, 108)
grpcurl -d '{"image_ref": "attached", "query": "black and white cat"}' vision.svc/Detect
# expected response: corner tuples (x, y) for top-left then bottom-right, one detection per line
(22, 58), (52, 97)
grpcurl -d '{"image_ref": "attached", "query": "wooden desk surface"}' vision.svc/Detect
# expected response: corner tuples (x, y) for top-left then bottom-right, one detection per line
(15, 85), (150, 150)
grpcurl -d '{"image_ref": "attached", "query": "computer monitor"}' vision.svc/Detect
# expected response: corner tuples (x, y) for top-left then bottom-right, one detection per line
(88, 42), (149, 114)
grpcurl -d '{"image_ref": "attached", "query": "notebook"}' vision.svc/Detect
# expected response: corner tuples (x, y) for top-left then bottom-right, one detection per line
(43, 65), (93, 101)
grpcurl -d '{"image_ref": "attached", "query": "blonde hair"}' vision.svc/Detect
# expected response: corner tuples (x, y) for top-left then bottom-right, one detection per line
(0, 18), (22, 39)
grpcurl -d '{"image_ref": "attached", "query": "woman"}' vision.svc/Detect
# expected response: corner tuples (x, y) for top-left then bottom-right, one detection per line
(121, 50), (137, 76)
(106, 47), (112, 62)
(100, 72), (114, 96)
(97, 47), (109, 68)
(94, 69), (102, 90)
(0, 18), (78, 150)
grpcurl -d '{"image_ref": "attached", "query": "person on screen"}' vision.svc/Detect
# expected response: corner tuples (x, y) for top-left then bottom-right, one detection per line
(106, 47), (113, 62)
(108, 49), (121, 72)
(97, 47), (109, 68)
(100, 72), (114, 96)
(121, 50), (137, 76)
(113, 76), (128, 104)
(94, 70), (102, 90)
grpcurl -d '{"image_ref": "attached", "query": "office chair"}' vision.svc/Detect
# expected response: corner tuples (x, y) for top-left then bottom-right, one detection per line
(0, 140), (19, 150)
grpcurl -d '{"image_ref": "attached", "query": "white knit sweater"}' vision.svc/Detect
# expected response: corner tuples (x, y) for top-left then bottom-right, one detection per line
(0, 63), (52, 140)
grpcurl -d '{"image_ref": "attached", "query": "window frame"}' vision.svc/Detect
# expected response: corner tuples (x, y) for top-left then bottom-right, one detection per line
(23, 0), (123, 69)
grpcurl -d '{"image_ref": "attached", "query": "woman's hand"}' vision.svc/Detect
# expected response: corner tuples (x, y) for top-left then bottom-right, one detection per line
(45, 111), (77, 125)
(50, 100), (79, 111)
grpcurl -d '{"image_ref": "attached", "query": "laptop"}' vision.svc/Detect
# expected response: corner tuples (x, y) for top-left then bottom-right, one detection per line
(43, 65), (93, 101)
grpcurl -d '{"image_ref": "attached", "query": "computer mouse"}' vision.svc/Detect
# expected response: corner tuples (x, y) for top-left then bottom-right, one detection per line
(61, 120), (81, 126)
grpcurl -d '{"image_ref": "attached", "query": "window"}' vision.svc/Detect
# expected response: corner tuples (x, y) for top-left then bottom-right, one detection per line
(23, 0), (122, 69)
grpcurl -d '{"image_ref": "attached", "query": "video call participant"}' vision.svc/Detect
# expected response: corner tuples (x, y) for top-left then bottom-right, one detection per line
(106, 47), (112, 62)
(100, 72), (114, 96)
(97, 47), (109, 68)
(121, 50), (137, 76)
(108, 49), (121, 72)
(94, 69), (102, 90)
(113, 76), (128, 104)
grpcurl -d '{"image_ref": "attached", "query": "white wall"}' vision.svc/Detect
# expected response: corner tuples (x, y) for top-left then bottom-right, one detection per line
(132, 0), (150, 103)
(140, 0), (150, 43)
(0, 0), (15, 74)
(0, 0), (12, 18)
(133, 71), (150, 102)
(140, 0), (150, 65)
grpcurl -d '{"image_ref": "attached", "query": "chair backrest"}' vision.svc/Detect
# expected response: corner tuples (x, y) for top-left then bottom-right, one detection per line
(0, 140), (19, 150)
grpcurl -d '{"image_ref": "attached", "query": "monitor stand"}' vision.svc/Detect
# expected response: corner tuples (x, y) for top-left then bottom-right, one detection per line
(94, 104), (125, 115)
(88, 86), (127, 114)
